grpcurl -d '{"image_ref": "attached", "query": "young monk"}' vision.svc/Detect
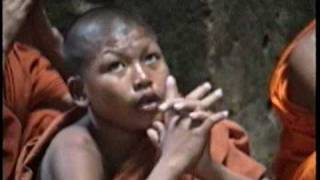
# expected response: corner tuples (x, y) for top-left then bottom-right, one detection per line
(3, 0), (72, 179)
(37, 7), (266, 180)
(269, 20), (316, 180)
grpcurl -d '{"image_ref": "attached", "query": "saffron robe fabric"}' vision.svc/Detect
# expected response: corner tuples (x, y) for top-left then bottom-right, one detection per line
(3, 42), (69, 180)
(13, 108), (266, 180)
(269, 20), (316, 180)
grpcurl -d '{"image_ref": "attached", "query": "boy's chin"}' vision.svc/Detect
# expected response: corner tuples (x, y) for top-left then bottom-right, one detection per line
(130, 113), (160, 130)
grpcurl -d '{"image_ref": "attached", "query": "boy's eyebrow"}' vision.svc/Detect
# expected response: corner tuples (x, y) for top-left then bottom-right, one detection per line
(102, 42), (155, 59)
(141, 43), (153, 56)
(102, 49), (127, 59)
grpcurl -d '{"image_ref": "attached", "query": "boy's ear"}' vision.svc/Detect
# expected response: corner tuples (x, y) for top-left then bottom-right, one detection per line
(67, 76), (89, 107)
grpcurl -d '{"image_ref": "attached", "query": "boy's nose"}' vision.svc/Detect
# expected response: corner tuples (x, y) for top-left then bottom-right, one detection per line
(132, 64), (152, 91)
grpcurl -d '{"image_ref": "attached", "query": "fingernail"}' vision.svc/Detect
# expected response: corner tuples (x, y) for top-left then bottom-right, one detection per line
(204, 82), (211, 89)
(214, 88), (223, 97)
(221, 110), (229, 117)
(174, 103), (184, 110)
(159, 103), (168, 111)
(146, 129), (152, 135)
(190, 112), (199, 119)
(167, 76), (175, 85)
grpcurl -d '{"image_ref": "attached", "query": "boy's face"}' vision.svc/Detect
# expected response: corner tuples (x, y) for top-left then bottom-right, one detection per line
(83, 27), (169, 131)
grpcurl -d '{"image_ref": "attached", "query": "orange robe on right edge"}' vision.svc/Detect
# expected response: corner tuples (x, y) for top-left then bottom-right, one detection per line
(269, 20), (316, 180)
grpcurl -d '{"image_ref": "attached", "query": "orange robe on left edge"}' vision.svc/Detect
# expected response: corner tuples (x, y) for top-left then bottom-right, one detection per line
(269, 20), (316, 180)
(3, 42), (70, 180)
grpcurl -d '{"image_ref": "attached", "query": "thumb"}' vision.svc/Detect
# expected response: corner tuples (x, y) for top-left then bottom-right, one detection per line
(147, 128), (160, 148)
(159, 75), (180, 111)
(165, 75), (179, 100)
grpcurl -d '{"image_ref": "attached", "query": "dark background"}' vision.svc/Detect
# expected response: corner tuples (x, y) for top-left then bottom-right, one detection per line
(46, 0), (315, 176)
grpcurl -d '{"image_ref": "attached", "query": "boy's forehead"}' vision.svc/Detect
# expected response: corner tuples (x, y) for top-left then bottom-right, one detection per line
(109, 23), (151, 41)
(103, 26), (155, 49)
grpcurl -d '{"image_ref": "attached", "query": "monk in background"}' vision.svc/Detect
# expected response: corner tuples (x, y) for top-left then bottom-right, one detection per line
(269, 20), (316, 180)
(3, 0), (73, 179)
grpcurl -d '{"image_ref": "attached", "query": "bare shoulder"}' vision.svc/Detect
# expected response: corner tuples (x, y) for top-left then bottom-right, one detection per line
(289, 28), (315, 72)
(39, 124), (104, 180)
(50, 124), (96, 150)
(287, 28), (315, 112)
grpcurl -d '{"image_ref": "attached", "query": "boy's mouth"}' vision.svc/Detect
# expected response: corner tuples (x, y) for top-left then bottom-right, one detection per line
(135, 92), (161, 112)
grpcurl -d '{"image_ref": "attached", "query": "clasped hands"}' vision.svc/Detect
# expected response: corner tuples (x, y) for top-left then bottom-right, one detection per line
(147, 75), (228, 177)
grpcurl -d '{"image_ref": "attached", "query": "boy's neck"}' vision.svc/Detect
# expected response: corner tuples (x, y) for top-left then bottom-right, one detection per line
(87, 109), (145, 174)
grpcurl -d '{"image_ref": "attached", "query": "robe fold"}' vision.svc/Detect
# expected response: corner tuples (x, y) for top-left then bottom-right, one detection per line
(3, 42), (69, 180)
(209, 120), (266, 179)
(269, 20), (316, 180)
(14, 108), (266, 180)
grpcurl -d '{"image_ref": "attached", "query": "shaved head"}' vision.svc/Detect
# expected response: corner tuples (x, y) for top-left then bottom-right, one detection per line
(63, 7), (156, 75)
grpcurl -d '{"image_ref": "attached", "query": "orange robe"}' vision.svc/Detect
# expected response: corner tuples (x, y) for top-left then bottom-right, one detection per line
(269, 20), (316, 180)
(210, 120), (266, 179)
(3, 42), (70, 180)
(113, 119), (266, 180)
(12, 108), (265, 180)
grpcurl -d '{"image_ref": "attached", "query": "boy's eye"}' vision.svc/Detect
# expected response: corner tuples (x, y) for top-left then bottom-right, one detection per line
(106, 61), (125, 73)
(143, 53), (160, 65)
